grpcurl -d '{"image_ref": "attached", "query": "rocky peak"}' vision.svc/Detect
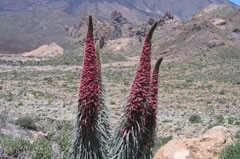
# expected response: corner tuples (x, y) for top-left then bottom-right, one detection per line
(65, 11), (133, 47)
(111, 11), (128, 25)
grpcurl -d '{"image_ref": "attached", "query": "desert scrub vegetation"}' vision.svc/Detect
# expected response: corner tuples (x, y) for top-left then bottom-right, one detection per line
(102, 69), (134, 83)
(219, 139), (240, 159)
(32, 138), (52, 159)
(23, 50), (84, 66)
(0, 135), (31, 157)
(159, 45), (240, 87)
(235, 130), (240, 140)
(57, 133), (70, 158)
(101, 52), (127, 64)
(15, 116), (37, 130)
(188, 114), (202, 124)
(0, 136), (52, 159)
(154, 136), (173, 151)
(0, 49), (127, 67)
(0, 117), (72, 159)
(21, 51), (127, 66)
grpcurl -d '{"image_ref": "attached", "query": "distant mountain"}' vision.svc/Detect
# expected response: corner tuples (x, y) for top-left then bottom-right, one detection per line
(64, 0), (237, 22)
(0, 0), (237, 54)
(153, 4), (240, 56)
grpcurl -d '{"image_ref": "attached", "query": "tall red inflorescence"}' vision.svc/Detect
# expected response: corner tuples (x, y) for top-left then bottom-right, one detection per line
(78, 15), (100, 128)
(124, 22), (158, 132)
(140, 57), (163, 158)
(145, 57), (163, 133)
(70, 15), (109, 159)
(111, 22), (158, 159)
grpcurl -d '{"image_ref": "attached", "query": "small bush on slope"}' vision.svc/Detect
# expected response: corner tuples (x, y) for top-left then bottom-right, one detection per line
(0, 136), (52, 159)
(15, 116), (37, 130)
(32, 138), (51, 159)
(219, 140), (240, 159)
(0, 135), (31, 157)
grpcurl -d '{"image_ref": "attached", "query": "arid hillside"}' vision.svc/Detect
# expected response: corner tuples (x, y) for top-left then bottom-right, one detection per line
(0, 0), (238, 54)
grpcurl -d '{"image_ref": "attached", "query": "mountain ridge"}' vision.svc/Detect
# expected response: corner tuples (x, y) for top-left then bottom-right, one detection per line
(64, 0), (237, 22)
(0, 0), (238, 54)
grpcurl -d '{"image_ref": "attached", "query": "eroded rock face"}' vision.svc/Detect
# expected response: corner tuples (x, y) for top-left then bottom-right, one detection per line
(66, 10), (181, 47)
(154, 126), (233, 159)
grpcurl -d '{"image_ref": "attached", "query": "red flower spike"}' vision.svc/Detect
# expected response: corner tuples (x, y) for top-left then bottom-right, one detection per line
(140, 57), (163, 158)
(78, 15), (100, 127)
(110, 22), (158, 159)
(125, 22), (158, 131)
(69, 15), (109, 159)
(146, 57), (163, 126)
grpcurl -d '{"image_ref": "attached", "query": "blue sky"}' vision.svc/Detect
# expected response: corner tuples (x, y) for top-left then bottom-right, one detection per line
(229, 0), (240, 5)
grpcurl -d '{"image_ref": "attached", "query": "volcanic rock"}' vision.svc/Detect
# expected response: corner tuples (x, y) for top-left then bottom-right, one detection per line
(154, 126), (233, 159)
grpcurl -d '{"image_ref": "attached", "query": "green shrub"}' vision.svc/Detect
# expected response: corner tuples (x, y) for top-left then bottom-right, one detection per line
(15, 116), (37, 130)
(0, 135), (31, 156)
(219, 140), (240, 159)
(101, 53), (127, 63)
(189, 114), (201, 124)
(57, 133), (70, 158)
(235, 130), (240, 140)
(32, 138), (51, 159)
(154, 136), (172, 151)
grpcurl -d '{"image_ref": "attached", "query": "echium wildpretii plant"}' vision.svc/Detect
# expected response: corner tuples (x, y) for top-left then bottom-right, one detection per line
(69, 15), (109, 159)
(96, 41), (111, 152)
(141, 57), (163, 158)
(110, 22), (158, 159)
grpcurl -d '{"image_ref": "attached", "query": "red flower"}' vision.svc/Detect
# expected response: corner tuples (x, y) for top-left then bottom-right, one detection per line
(145, 57), (163, 133)
(78, 15), (100, 127)
(139, 57), (163, 158)
(124, 22), (158, 131)
(111, 22), (159, 159)
(70, 15), (110, 159)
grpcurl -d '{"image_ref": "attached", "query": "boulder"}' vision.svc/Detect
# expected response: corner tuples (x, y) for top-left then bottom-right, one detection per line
(154, 126), (233, 159)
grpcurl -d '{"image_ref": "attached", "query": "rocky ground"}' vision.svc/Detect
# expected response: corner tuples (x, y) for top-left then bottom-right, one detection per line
(0, 41), (240, 158)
